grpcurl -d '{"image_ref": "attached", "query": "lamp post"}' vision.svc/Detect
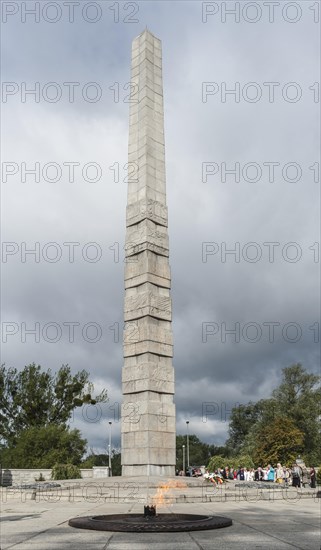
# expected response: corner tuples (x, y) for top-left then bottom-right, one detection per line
(182, 445), (185, 475)
(108, 421), (112, 476)
(186, 420), (190, 471)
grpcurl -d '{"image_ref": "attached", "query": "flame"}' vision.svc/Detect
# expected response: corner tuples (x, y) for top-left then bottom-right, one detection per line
(150, 479), (187, 508)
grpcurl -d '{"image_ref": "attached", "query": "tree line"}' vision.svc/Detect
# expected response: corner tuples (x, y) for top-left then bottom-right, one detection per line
(0, 363), (107, 469)
(0, 362), (320, 472)
(224, 363), (321, 467)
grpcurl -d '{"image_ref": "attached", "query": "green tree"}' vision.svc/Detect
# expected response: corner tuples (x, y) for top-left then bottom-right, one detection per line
(175, 435), (231, 471)
(0, 425), (86, 468)
(226, 364), (321, 464)
(82, 453), (109, 468)
(176, 435), (212, 469)
(110, 451), (122, 476)
(226, 399), (272, 454)
(82, 450), (122, 476)
(234, 454), (254, 469)
(253, 416), (304, 466)
(207, 455), (226, 471)
(0, 363), (108, 444)
(271, 364), (321, 463)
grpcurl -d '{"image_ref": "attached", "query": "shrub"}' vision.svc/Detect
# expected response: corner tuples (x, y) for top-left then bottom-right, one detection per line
(51, 463), (82, 480)
(316, 467), (321, 485)
(207, 454), (254, 472)
(234, 454), (255, 469)
(207, 455), (226, 472)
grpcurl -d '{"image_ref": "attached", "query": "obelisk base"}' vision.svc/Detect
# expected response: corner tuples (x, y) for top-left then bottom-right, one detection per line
(122, 465), (175, 477)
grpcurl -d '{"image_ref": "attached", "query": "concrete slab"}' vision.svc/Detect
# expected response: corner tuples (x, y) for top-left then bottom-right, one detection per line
(1, 496), (320, 549)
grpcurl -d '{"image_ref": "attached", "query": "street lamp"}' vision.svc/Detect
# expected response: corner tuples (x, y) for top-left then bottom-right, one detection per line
(108, 421), (112, 476)
(182, 445), (185, 474)
(186, 420), (190, 471)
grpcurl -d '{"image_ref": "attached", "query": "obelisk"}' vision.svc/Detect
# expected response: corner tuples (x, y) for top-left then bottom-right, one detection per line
(121, 30), (176, 476)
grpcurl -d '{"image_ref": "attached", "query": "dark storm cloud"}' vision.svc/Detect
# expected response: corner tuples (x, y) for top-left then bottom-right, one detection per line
(2, 1), (319, 449)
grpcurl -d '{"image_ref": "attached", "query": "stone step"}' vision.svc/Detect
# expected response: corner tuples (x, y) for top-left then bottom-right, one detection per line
(2, 477), (318, 503)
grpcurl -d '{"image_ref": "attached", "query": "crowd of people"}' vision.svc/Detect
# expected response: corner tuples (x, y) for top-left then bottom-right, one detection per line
(204, 463), (317, 488)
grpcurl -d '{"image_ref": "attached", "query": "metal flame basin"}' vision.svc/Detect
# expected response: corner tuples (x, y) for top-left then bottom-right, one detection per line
(68, 513), (232, 532)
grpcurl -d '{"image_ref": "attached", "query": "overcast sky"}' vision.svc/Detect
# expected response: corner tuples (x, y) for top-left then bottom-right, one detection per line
(1, 1), (320, 455)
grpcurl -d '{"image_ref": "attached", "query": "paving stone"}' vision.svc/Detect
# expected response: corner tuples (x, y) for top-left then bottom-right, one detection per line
(1, 497), (320, 550)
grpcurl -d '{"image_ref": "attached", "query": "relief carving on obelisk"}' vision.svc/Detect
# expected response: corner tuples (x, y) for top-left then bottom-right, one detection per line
(125, 219), (169, 257)
(126, 198), (168, 227)
(124, 287), (171, 321)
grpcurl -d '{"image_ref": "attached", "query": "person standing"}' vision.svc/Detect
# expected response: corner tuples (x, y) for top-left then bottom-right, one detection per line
(310, 466), (316, 489)
(267, 464), (275, 482)
(292, 463), (301, 488)
(275, 463), (284, 484)
(256, 466), (264, 481)
(284, 467), (290, 485)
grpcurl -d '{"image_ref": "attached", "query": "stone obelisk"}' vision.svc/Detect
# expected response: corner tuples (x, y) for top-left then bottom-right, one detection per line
(121, 30), (176, 476)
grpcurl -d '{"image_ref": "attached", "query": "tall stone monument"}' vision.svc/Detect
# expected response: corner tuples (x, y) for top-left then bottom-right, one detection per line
(121, 29), (176, 476)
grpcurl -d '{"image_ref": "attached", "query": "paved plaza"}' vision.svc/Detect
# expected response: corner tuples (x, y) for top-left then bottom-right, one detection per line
(1, 489), (320, 549)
